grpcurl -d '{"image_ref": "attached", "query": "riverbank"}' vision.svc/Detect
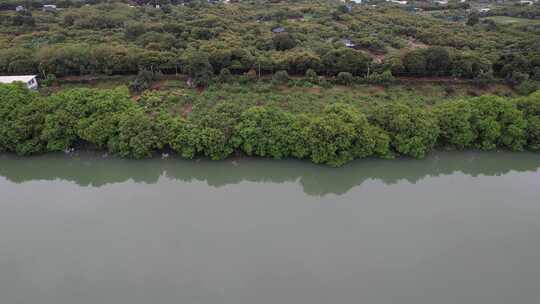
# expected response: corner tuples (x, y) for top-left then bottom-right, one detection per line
(1, 83), (539, 166)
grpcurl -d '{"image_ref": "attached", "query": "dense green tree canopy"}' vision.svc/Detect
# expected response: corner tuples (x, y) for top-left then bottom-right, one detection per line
(1, 0), (537, 80)
(371, 103), (439, 158)
(1, 83), (539, 165)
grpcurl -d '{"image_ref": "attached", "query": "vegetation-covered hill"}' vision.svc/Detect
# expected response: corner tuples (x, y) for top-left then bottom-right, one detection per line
(1, 0), (539, 84)
(1, 0), (540, 165)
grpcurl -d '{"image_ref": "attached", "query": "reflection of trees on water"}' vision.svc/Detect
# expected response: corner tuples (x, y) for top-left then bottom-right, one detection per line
(1, 151), (539, 197)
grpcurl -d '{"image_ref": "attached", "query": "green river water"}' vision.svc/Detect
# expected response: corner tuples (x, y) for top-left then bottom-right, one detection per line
(1, 151), (539, 304)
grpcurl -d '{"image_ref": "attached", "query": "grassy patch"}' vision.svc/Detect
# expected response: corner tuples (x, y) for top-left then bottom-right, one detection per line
(137, 81), (516, 118)
(483, 16), (540, 26)
(42, 75), (515, 117)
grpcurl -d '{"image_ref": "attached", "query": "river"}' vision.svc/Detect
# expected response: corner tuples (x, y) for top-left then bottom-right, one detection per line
(1, 151), (539, 304)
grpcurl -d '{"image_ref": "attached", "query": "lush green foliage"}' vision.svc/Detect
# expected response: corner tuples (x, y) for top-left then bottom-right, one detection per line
(517, 91), (540, 151)
(470, 96), (527, 151)
(434, 97), (527, 151)
(233, 106), (295, 159)
(1, 0), (538, 83)
(434, 99), (476, 149)
(186, 53), (213, 87)
(272, 70), (290, 84)
(371, 103), (439, 158)
(336, 72), (354, 86)
(2, 83), (539, 165)
(0, 83), (45, 154)
(129, 69), (161, 92)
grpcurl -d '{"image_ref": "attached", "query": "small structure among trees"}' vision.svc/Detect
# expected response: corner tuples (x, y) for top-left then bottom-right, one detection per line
(42, 5), (58, 12)
(271, 27), (286, 33)
(0, 75), (38, 89)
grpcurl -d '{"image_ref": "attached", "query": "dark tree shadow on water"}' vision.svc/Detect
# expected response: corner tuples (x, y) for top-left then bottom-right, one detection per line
(1, 151), (539, 197)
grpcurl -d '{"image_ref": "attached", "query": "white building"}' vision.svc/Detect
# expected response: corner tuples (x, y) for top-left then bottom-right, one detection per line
(387, 0), (408, 5)
(0, 75), (39, 89)
(343, 39), (356, 48)
(42, 4), (57, 12)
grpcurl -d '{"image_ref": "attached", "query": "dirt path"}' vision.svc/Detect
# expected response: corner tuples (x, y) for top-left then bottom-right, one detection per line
(397, 76), (469, 83)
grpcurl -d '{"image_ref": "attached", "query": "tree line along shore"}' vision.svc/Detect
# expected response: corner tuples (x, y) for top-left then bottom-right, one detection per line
(1, 83), (539, 166)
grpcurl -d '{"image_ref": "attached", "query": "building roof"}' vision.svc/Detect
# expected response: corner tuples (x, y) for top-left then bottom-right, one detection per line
(0, 75), (37, 84)
(272, 27), (286, 33)
(343, 39), (356, 48)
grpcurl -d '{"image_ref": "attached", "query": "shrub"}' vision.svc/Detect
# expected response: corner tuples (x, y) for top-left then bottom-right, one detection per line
(306, 104), (390, 166)
(273, 33), (297, 51)
(336, 72), (354, 86)
(233, 107), (295, 159)
(218, 68), (232, 83)
(403, 47), (451, 76)
(322, 48), (371, 76)
(385, 55), (405, 76)
(425, 47), (451, 76)
(470, 95), (527, 151)
(366, 70), (395, 85)
(434, 100), (476, 149)
(516, 80), (540, 96)
(109, 108), (159, 159)
(129, 69), (156, 92)
(305, 68), (318, 83)
(532, 67), (540, 81)
(41, 87), (134, 152)
(466, 11), (480, 26)
(186, 53), (213, 88)
(42, 74), (57, 87)
(371, 103), (439, 158)
(174, 102), (241, 160)
(507, 71), (529, 86)
(517, 91), (540, 151)
(1, 83), (538, 166)
(472, 70), (495, 87)
(273, 70), (290, 84)
(0, 84), (46, 154)
(402, 50), (427, 76)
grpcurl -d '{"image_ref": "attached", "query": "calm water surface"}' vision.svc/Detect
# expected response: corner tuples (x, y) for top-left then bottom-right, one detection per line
(1, 151), (540, 304)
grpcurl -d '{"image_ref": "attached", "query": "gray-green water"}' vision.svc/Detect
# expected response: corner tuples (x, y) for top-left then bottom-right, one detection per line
(1, 151), (540, 304)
